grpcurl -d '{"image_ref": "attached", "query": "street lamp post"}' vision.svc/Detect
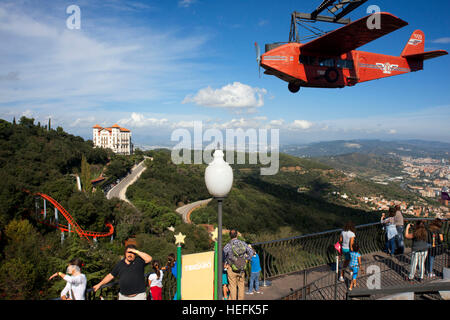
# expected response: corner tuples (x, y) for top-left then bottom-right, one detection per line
(217, 197), (224, 300)
(205, 148), (233, 301)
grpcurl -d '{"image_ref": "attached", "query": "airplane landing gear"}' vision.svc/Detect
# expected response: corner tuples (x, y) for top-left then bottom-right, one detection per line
(288, 82), (301, 93)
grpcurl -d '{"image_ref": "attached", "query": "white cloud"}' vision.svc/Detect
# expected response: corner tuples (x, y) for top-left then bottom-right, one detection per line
(253, 116), (268, 121)
(388, 129), (397, 135)
(0, 2), (210, 109)
(269, 119), (284, 126)
(290, 120), (313, 130)
(173, 120), (196, 128)
(258, 19), (269, 27)
(70, 116), (96, 127)
(178, 0), (196, 8)
(118, 112), (169, 128)
(182, 82), (267, 109)
(21, 109), (34, 118)
(431, 37), (450, 44)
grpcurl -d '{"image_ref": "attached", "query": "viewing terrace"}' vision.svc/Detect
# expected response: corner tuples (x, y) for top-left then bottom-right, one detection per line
(85, 218), (449, 301)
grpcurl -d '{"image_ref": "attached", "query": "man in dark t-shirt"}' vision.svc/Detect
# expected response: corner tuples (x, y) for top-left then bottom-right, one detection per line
(93, 245), (152, 300)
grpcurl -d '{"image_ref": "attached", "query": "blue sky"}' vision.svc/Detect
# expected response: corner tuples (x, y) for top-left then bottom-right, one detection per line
(0, 0), (449, 147)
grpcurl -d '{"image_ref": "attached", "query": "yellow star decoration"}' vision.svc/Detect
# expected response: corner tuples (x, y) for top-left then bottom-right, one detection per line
(211, 228), (218, 242)
(174, 232), (186, 245)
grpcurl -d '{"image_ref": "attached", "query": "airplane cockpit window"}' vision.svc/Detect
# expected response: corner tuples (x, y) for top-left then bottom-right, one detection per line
(318, 58), (335, 67)
(336, 59), (354, 69)
(299, 55), (316, 65)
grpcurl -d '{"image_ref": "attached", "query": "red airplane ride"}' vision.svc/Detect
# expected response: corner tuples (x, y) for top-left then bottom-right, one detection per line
(256, 12), (448, 93)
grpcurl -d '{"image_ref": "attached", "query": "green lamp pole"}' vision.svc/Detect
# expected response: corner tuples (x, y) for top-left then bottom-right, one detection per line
(174, 232), (185, 300)
(212, 227), (219, 300)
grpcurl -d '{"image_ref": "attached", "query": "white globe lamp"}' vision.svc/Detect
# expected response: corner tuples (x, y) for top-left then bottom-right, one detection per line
(204, 147), (233, 300)
(205, 149), (233, 198)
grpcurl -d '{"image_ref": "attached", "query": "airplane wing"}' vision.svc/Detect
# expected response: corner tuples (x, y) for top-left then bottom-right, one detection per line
(301, 12), (408, 56)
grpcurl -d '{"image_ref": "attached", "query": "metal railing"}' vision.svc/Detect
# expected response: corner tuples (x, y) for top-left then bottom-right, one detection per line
(279, 218), (449, 300)
(60, 217), (447, 300)
(298, 246), (449, 300)
(252, 218), (449, 285)
(347, 279), (450, 300)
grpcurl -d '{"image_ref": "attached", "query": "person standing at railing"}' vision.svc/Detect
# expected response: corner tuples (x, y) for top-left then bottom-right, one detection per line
(348, 242), (362, 291)
(222, 263), (230, 300)
(246, 245), (262, 295)
(425, 219), (444, 278)
(405, 221), (428, 282)
(162, 253), (178, 300)
(381, 208), (398, 256)
(339, 221), (356, 282)
(223, 229), (254, 300)
(49, 258), (87, 300)
(394, 205), (405, 254)
(93, 244), (152, 300)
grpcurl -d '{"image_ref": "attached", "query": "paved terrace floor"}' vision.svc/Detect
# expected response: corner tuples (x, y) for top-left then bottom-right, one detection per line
(244, 248), (449, 300)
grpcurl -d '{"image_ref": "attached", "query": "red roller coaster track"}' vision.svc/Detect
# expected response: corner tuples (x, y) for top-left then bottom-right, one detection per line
(30, 191), (114, 242)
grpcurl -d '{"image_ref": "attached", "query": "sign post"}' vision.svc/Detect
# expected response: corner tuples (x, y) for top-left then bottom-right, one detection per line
(181, 251), (215, 300)
(212, 228), (219, 300)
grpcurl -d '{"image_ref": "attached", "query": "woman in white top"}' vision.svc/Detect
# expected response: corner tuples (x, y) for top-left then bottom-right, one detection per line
(338, 221), (356, 282)
(49, 259), (87, 300)
(148, 260), (163, 300)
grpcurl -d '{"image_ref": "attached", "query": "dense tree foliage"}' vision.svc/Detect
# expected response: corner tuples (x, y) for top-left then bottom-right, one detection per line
(192, 175), (378, 236)
(0, 118), (211, 300)
(0, 118), (104, 227)
(126, 150), (210, 208)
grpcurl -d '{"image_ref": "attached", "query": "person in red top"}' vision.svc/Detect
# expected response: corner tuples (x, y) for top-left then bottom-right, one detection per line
(148, 260), (163, 300)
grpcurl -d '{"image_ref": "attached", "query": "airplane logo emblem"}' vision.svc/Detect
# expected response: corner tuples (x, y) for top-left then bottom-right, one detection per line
(376, 62), (399, 74)
(408, 39), (422, 46)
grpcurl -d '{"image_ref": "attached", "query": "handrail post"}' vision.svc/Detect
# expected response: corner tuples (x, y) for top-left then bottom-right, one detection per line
(303, 269), (307, 300)
(262, 250), (267, 286)
(334, 255), (338, 300)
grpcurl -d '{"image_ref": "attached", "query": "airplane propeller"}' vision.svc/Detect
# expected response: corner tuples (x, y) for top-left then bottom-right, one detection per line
(254, 42), (261, 78)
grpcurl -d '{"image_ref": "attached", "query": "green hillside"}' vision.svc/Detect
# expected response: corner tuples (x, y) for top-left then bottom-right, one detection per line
(315, 153), (403, 178)
(127, 149), (386, 243)
(0, 118), (211, 299)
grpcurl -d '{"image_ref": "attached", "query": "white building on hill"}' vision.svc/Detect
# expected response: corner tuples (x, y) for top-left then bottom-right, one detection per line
(93, 124), (133, 155)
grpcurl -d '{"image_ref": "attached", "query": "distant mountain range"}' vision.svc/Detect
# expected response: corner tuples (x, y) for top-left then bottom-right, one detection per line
(281, 139), (450, 159)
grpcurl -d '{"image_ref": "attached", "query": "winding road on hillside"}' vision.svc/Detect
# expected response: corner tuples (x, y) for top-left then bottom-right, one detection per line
(176, 198), (213, 224)
(106, 157), (150, 204)
(106, 156), (210, 224)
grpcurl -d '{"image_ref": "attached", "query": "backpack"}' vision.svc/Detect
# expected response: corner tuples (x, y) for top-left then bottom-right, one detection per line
(229, 240), (247, 272)
(430, 231), (443, 256)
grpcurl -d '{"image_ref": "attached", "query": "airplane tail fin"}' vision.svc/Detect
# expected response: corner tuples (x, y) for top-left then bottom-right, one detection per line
(401, 30), (425, 57)
(401, 29), (448, 62)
